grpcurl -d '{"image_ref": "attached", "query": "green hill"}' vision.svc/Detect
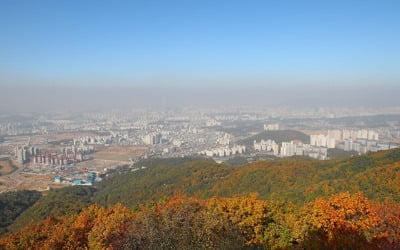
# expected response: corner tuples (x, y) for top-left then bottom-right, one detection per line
(327, 148), (358, 159)
(239, 130), (310, 147)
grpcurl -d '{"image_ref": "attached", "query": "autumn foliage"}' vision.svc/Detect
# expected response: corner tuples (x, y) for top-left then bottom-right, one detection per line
(1, 192), (399, 249)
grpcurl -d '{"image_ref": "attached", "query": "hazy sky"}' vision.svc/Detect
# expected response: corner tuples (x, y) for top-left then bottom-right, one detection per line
(0, 1), (400, 112)
(1, 0), (399, 87)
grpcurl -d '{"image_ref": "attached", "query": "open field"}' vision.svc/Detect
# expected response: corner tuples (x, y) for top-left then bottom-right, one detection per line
(92, 146), (148, 162)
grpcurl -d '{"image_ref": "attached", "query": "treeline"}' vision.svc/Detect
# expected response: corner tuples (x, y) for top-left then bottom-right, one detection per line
(1, 192), (399, 249)
(8, 149), (400, 234)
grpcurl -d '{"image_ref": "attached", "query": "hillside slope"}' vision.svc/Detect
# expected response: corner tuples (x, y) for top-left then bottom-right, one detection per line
(0, 190), (41, 235)
(2, 193), (400, 249)
(9, 149), (400, 233)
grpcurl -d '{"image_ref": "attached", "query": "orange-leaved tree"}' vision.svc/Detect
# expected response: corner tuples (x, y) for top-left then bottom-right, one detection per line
(298, 192), (380, 249)
(370, 200), (400, 249)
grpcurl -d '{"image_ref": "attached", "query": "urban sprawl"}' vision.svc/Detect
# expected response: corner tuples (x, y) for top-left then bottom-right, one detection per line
(0, 106), (399, 192)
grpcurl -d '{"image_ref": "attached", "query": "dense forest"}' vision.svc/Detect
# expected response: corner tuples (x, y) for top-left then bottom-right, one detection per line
(0, 190), (41, 235)
(1, 149), (400, 249)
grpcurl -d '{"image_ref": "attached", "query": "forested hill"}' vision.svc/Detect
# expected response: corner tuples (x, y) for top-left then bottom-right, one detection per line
(8, 148), (400, 235)
(0, 190), (41, 235)
(239, 129), (310, 147)
(94, 148), (400, 205)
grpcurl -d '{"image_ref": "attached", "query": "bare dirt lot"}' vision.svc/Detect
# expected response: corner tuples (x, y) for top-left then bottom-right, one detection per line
(0, 167), (53, 193)
(0, 158), (17, 175)
(30, 132), (98, 144)
(92, 145), (148, 162)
